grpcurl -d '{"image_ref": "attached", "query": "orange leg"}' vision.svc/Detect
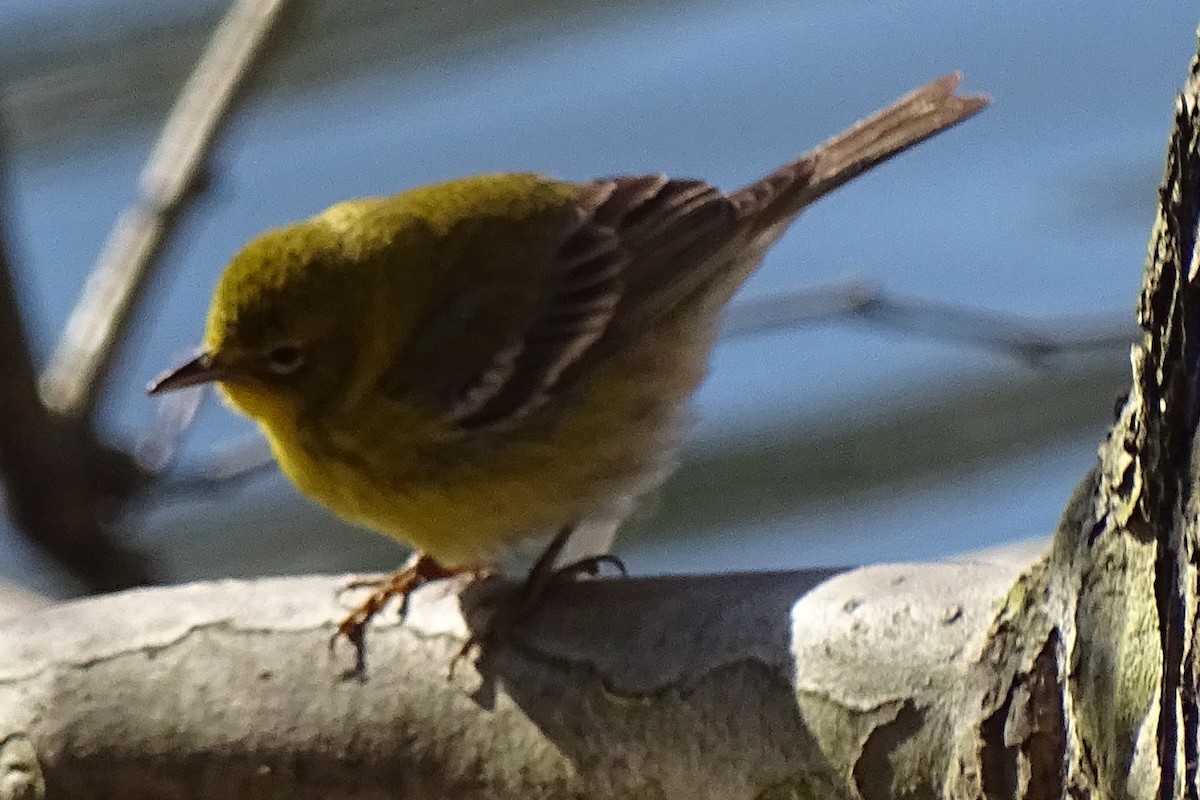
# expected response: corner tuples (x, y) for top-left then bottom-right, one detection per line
(334, 552), (480, 675)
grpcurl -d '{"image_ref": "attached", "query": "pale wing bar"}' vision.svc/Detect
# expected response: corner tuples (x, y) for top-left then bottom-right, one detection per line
(449, 176), (735, 431)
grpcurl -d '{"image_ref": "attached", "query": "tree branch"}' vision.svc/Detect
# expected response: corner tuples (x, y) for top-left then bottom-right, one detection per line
(0, 545), (1045, 799)
(38, 0), (295, 421)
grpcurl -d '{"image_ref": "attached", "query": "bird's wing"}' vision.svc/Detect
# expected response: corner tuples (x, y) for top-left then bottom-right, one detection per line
(446, 175), (739, 432)
(406, 75), (987, 434)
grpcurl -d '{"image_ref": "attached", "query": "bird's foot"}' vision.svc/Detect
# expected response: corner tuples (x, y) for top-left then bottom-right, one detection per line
(333, 553), (481, 677)
(553, 553), (627, 581)
(449, 528), (626, 677)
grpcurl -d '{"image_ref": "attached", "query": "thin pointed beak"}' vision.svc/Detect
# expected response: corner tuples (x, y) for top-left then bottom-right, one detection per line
(147, 352), (225, 395)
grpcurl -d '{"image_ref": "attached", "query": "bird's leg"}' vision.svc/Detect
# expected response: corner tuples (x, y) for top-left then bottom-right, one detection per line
(514, 523), (576, 610)
(450, 525), (572, 674)
(450, 525), (625, 675)
(335, 552), (477, 651)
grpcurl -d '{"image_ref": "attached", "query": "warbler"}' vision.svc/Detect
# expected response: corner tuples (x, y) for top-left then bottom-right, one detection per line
(150, 74), (986, 645)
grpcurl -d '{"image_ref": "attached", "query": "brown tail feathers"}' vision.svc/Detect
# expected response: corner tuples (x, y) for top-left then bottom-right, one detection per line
(730, 73), (989, 234)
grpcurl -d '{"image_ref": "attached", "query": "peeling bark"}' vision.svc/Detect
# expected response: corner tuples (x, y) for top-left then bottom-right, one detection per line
(0, 549), (1041, 799)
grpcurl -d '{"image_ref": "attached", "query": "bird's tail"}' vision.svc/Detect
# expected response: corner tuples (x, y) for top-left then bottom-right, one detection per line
(730, 73), (988, 234)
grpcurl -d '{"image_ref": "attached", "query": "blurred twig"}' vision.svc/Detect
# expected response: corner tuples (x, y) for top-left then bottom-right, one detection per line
(0, 0), (296, 593)
(722, 279), (1136, 364)
(0, 117), (153, 592)
(39, 0), (296, 421)
(148, 434), (276, 503)
(135, 369), (206, 475)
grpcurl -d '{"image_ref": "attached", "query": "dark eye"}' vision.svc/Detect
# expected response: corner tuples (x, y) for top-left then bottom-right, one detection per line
(265, 344), (305, 375)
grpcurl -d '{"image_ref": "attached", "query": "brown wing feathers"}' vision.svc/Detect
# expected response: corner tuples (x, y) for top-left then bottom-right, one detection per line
(450, 73), (986, 431)
(448, 200), (629, 429)
(450, 177), (738, 430)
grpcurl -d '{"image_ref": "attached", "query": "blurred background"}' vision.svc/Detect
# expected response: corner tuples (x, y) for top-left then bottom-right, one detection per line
(0, 0), (1194, 607)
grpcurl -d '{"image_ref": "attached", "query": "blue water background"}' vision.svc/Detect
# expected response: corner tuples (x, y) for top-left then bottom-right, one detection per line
(1, 0), (1193, 591)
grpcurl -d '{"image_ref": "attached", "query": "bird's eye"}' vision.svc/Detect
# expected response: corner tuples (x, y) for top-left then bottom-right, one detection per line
(265, 344), (305, 375)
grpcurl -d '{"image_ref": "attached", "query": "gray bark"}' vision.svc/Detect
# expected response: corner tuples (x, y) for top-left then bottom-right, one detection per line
(0, 543), (1046, 799)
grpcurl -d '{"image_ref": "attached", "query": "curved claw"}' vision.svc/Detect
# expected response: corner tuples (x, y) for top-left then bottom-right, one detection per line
(556, 553), (628, 579)
(331, 555), (480, 678)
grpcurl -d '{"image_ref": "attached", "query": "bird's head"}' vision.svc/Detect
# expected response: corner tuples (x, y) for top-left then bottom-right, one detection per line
(149, 219), (372, 426)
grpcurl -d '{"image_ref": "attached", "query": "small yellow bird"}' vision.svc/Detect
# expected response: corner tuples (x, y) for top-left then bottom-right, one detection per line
(150, 74), (985, 647)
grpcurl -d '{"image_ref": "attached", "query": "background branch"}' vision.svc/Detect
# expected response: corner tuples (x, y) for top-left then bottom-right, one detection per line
(0, 0), (295, 593)
(38, 0), (295, 421)
(0, 113), (153, 593)
(723, 280), (1135, 365)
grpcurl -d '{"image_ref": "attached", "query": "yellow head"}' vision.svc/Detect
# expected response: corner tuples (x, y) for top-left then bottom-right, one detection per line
(148, 174), (580, 430)
(149, 211), (385, 426)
